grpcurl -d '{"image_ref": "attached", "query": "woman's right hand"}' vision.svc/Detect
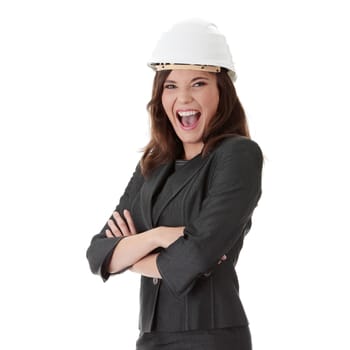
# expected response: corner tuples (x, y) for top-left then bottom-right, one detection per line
(153, 227), (226, 264)
(154, 226), (185, 248)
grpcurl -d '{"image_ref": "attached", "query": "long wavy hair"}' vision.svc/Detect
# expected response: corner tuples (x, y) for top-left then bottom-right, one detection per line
(140, 69), (250, 176)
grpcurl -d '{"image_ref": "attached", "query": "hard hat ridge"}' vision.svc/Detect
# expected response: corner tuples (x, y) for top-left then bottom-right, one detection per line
(148, 19), (237, 81)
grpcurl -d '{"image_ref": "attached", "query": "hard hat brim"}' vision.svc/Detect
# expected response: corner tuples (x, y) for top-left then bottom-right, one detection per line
(148, 62), (237, 81)
(149, 63), (221, 73)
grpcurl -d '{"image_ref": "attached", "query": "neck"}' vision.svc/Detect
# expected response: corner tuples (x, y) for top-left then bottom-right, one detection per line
(183, 143), (204, 160)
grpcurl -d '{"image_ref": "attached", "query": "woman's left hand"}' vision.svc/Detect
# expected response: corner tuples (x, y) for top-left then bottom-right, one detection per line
(106, 209), (137, 238)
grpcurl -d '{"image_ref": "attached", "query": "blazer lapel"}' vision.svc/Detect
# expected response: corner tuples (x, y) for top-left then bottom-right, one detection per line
(140, 162), (174, 229)
(152, 154), (209, 225)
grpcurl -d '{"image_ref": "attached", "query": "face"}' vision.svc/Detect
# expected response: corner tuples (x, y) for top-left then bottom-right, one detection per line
(161, 70), (219, 159)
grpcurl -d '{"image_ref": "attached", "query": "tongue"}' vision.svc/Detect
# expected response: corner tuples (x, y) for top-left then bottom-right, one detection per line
(181, 115), (198, 127)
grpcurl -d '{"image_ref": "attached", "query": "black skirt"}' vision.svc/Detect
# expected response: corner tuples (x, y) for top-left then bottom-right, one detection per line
(136, 326), (252, 350)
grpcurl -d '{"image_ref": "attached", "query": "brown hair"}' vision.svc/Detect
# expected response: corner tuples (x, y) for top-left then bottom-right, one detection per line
(140, 70), (250, 176)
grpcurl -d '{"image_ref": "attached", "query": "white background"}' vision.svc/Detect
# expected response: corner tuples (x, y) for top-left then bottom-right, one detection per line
(1, 0), (349, 349)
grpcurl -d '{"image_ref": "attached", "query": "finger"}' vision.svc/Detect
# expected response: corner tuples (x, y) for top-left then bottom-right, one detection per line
(107, 219), (122, 237)
(105, 229), (115, 238)
(113, 211), (131, 236)
(218, 255), (227, 265)
(124, 209), (137, 235)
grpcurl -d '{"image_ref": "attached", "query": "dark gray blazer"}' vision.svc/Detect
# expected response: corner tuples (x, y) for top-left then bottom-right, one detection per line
(86, 135), (263, 332)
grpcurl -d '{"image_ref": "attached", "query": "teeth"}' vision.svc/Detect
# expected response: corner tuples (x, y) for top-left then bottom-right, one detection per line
(177, 110), (199, 117)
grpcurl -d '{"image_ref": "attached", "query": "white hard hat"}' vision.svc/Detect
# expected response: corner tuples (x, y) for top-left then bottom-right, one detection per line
(148, 19), (237, 81)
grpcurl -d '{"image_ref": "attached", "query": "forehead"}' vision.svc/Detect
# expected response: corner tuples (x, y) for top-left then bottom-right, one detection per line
(166, 69), (216, 81)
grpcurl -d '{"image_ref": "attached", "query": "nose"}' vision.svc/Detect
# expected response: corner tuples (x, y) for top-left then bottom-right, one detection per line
(177, 88), (193, 104)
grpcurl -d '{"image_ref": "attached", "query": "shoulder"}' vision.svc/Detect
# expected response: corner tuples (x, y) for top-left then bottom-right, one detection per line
(125, 161), (145, 191)
(205, 136), (263, 190)
(211, 135), (263, 161)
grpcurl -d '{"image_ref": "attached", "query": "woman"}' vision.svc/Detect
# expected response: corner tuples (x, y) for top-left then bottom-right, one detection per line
(87, 19), (263, 350)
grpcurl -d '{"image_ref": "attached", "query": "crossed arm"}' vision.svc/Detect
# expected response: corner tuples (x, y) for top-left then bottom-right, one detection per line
(105, 209), (185, 278)
(105, 209), (226, 278)
(89, 138), (262, 294)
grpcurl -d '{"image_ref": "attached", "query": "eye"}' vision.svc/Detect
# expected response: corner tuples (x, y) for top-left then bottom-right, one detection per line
(192, 81), (207, 87)
(164, 84), (177, 89)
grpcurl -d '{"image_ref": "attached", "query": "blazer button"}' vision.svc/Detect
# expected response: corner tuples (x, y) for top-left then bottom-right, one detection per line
(152, 278), (158, 285)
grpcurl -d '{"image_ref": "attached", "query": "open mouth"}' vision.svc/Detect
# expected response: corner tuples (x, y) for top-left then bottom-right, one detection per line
(177, 110), (201, 128)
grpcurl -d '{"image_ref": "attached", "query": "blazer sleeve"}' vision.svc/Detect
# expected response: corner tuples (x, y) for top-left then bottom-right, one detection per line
(156, 138), (263, 297)
(86, 162), (143, 282)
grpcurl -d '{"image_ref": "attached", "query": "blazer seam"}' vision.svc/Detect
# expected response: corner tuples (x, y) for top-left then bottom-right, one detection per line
(210, 275), (215, 328)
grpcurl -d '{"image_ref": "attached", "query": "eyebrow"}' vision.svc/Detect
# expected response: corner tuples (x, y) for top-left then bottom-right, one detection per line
(164, 76), (210, 84)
